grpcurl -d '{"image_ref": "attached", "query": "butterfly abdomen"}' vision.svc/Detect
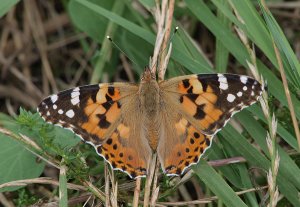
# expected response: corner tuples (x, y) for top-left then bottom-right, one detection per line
(139, 79), (161, 150)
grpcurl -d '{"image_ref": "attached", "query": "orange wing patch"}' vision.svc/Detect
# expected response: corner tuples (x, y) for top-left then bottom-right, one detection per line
(174, 74), (263, 135)
(80, 86), (122, 144)
(179, 80), (223, 132)
(97, 123), (148, 178)
(38, 84), (125, 145)
(163, 119), (212, 175)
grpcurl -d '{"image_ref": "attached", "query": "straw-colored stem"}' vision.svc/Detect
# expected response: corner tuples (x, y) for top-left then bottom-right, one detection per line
(105, 164), (110, 207)
(143, 154), (157, 207)
(273, 42), (300, 151)
(132, 178), (141, 207)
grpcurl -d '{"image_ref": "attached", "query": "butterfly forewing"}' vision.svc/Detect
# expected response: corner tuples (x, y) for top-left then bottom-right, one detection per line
(160, 73), (264, 136)
(39, 83), (123, 144)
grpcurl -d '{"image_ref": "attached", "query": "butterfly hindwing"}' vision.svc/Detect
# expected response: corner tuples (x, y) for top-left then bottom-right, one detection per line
(157, 109), (213, 175)
(97, 119), (152, 178)
(160, 73), (264, 136)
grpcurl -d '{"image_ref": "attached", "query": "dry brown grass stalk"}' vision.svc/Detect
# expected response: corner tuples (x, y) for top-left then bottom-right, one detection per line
(131, 1), (176, 206)
(273, 42), (300, 150)
(0, 177), (86, 191)
(231, 2), (281, 206)
(157, 186), (268, 206)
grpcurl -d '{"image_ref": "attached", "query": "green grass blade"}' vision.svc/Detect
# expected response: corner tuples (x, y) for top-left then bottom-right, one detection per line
(59, 165), (68, 207)
(249, 105), (299, 150)
(175, 27), (212, 70)
(215, 0), (230, 73)
(89, 0), (125, 84)
(71, 0), (216, 76)
(185, 0), (300, 120)
(221, 124), (300, 206)
(213, 0), (300, 88)
(194, 160), (248, 207)
(258, 1), (300, 88)
(228, 0), (277, 64)
(209, 141), (260, 206)
(237, 112), (300, 189)
(72, 0), (155, 44)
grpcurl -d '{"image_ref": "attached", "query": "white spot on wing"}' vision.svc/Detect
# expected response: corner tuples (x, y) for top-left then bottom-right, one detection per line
(58, 109), (64, 114)
(53, 104), (57, 109)
(51, 95), (58, 103)
(66, 109), (75, 118)
(227, 94), (236, 102)
(70, 87), (80, 105)
(237, 91), (243, 97)
(71, 91), (80, 98)
(46, 111), (50, 116)
(71, 97), (80, 105)
(243, 86), (247, 91)
(218, 74), (228, 90)
(240, 76), (248, 84)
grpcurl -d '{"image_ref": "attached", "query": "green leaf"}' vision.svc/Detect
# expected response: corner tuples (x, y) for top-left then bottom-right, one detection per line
(221, 124), (300, 206)
(208, 143), (245, 189)
(71, 0), (155, 44)
(0, 0), (19, 18)
(194, 160), (248, 207)
(249, 105), (299, 150)
(215, 0), (230, 73)
(89, 0), (126, 84)
(185, 0), (300, 121)
(0, 133), (45, 192)
(59, 165), (68, 207)
(258, 0), (300, 88)
(71, 0), (214, 76)
(17, 109), (80, 148)
(237, 111), (300, 190)
(68, 0), (115, 42)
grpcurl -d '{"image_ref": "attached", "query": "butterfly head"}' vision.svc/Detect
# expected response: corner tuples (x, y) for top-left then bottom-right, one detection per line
(141, 67), (156, 83)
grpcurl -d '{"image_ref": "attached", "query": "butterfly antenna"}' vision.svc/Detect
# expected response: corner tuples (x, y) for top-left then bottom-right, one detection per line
(107, 36), (139, 68)
(154, 26), (178, 71)
(160, 26), (178, 55)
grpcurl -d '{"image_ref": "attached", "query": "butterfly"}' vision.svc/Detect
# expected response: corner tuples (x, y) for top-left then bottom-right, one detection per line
(38, 67), (264, 178)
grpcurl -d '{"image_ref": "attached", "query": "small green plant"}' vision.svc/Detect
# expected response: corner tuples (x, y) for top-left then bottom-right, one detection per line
(14, 188), (39, 207)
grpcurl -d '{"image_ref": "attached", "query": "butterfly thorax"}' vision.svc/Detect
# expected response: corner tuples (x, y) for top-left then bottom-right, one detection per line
(139, 68), (160, 150)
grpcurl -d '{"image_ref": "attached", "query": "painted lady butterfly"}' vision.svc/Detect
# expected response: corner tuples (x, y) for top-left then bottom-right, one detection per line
(38, 68), (264, 178)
